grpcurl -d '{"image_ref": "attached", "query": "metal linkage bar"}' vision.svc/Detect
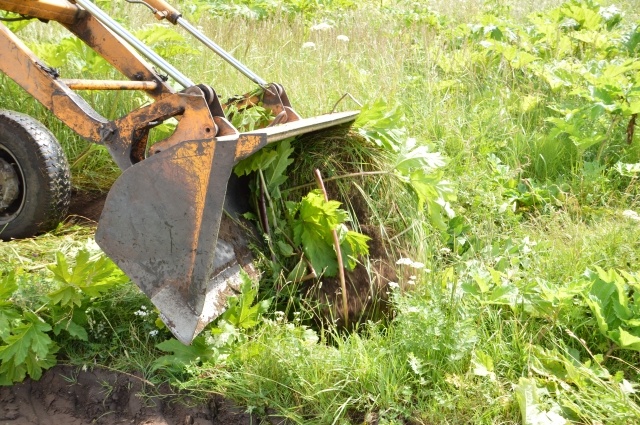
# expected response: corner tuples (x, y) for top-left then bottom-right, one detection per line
(0, 0), (82, 25)
(176, 18), (268, 87)
(61, 79), (159, 91)
(73, 0), (194, 88)
(125, 0), (267, 86)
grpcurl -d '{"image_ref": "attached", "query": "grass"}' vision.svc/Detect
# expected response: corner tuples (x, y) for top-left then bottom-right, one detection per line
(0, 225), (95, 274)
(2, 0), (640, 423)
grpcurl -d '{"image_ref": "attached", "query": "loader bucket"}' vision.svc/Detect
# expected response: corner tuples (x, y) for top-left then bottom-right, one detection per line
(95, 111), (358, 344)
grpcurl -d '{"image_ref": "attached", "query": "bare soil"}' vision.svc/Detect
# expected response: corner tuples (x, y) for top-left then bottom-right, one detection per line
(66, 189), (108, 224)
(0, 365), (255, 425)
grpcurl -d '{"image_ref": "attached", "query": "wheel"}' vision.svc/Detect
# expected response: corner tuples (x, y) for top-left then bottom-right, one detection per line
(0, 110), (71, 240)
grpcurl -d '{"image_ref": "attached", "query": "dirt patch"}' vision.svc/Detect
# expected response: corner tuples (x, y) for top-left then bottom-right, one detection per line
(66, 190), (107, 224)
(302, 223), (398, 329)
(0, 365), (256, 425)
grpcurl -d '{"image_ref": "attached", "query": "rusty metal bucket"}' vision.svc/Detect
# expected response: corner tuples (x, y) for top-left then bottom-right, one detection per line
(95, 111), (358, 344)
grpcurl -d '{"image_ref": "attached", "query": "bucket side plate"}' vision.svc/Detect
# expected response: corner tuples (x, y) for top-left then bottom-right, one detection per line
(95, 137), (240, 344)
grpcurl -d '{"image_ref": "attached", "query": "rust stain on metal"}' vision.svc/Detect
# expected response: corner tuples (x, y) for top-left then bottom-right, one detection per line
(234, 134), (266, 161)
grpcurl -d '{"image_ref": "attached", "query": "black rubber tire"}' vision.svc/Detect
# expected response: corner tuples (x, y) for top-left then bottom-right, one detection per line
(0, 110), (71, 240)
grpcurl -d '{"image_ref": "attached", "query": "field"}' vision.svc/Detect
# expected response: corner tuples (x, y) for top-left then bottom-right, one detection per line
(1, 0), (640, 424)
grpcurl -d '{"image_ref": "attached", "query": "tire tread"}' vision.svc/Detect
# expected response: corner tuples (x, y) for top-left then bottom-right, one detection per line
(0, 110), (71, 238)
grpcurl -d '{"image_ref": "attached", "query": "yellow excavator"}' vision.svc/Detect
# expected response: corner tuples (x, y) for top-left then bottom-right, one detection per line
(0, 0), (358, 344)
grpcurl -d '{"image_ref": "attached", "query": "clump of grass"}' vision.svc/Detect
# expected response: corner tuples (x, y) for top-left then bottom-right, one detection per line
(0, 225), (95, 274)
(286, 129), (428, 256)
(182, 297), (492, 424)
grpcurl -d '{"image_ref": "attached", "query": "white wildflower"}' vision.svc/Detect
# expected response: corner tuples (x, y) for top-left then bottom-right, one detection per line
(337, 34), (349, 42)
(559, 18), (579, 29)
(149, 330), (159, 337)
(622, 210), (640, 221)
(599, 5), (621, 21)
(396, 257), (425, 269)
(311, 22), (333, 31)
(468, 23), (482, 33)
(302, 41), (316, 50)
(134, 308), (148, 317)
(388, 281), (400, 289)
(407, 280), (416, 286)
(620, 379), (636, 394)
(480, 39), (494, 47)
(396, 257), (414, 266)
(483, 25), (497, 36)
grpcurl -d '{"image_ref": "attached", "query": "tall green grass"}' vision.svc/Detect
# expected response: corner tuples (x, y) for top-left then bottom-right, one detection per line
(2, 0), (640, 423)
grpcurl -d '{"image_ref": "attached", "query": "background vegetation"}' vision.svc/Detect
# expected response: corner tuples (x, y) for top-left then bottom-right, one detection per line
(2, 0), (640, 423)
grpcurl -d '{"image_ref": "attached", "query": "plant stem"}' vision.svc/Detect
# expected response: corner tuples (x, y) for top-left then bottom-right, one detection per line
(258, 169), (277, 264)
(314, 169), (349, 328)
(604, 342), (617, 361)
(286, 170), (391, 193)
(330, 92), (362, 113)
(627, 113), (637, 145)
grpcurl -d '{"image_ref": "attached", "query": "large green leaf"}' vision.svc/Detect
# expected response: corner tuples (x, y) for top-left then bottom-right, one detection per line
(584, 268), (640, 352)
(615, 328), (640, 351)
(338, 228), (370, 270)
(264, 139), (294, 199)
(0, 313), (57, 385)
(221, 272), (271, 329)
(0, 272), (20, 341)
(354, 99), (407, 152)
(234, 146), (278, 177)
(152, 336), (216, 372)
(47, 250), (128, 308)
(291, 191), (368, 277)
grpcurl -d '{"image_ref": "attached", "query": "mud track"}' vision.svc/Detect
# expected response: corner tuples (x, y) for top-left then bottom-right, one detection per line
(0, 365), (257, 425)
